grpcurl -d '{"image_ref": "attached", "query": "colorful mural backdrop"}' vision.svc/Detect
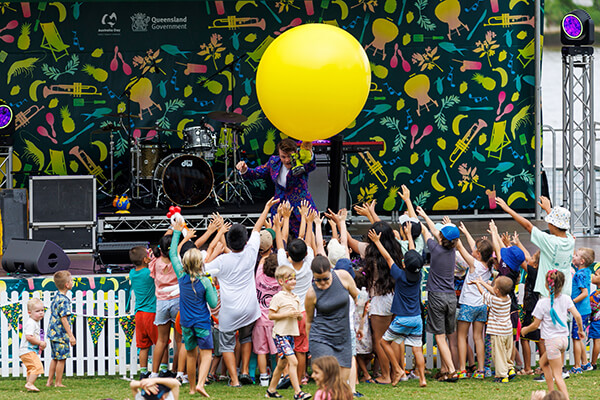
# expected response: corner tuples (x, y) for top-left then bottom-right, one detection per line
(0, 1), (539, 213)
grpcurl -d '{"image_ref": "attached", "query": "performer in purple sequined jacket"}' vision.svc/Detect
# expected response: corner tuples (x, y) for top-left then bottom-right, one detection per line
(236, 138), (316, 236)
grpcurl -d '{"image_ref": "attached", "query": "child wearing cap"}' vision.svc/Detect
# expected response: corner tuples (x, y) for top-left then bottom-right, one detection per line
(570, 247), (594, 373)
(416, 206), (460, 382)
(496, 196), (575, 300)
(488, 220), (526, 377)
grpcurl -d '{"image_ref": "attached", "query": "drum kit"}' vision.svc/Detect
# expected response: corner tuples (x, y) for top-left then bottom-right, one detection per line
(97, 110), (253, 208)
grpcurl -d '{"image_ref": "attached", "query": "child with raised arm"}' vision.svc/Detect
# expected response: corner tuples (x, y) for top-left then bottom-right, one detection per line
(370, 224), (427, 387)
(203, 197), (280, 387)
(275, 200), (315, 384)
(46, 270), (76, 387)
(496, 196), (574, 299)
(265, 265), (312, 400)
(129, 246), (158, 379)
(454, 221), (495, 379)
(570, 247), (594, 373)
(521, 270), (585, 400)
(20, 298), (46, 392)
(416, 206), (460, 382)
(471, 275), (514, 383)
(169, 219), (219, 396)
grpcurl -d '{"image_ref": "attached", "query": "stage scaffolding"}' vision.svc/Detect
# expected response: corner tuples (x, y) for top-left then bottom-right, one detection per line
(562, 46), (596, 235)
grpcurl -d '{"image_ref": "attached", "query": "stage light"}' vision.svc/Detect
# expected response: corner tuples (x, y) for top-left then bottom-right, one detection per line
(561, 9), (595, 46)
(0, 104), (13, 130)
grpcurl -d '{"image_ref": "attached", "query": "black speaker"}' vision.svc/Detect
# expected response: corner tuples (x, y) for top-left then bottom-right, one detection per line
(30, 176), (95, 223)
(94, 241), (149, 273)
(0, 189), (28, 253)
(1, 239), (70, 274)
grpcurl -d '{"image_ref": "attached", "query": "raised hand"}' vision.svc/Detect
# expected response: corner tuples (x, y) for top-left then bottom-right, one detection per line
(265, 197), (281, 210)
(236, 161), (248, 174)
(367, 229), (381, 243)
(281, 200), (292, 218)
(511, 231), (521, 245)
(415, 206), (426, 217)
(495, 197), (508, 210)
(442, 215), (452, 225)
(353, 203), (370, 218)
(538, 196), (552, 213)
(501, 232), (511, 247)
(458, 221), (468, 233)
(398, 184), (410, 202)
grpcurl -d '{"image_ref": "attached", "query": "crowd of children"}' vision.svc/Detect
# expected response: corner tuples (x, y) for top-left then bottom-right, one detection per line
(19, 188), (600, 400)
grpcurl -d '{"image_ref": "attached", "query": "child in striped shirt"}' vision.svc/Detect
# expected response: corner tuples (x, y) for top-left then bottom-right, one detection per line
(471, 275), (515, 382)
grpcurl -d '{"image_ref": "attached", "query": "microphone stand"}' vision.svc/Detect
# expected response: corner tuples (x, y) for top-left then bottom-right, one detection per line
(199, 54), (252, 205)
(118, 59), (161, 200)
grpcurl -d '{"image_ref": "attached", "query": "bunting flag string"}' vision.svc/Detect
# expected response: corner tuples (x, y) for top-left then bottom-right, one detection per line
(87, 316), (106, 345)
(0, 302), (23, 335)
(118, 315), (136, 345)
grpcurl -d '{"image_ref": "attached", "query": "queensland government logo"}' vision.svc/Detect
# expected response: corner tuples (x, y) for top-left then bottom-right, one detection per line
(131, 13), (151, 32)
(131, 13), (187, 31)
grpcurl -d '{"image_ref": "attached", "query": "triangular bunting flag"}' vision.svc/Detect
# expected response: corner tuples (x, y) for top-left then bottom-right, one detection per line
(119, 315), (136, 345)
(1, 303), (22, 335)
(70, 314), (76, 327)
(87, 316), (105, 345)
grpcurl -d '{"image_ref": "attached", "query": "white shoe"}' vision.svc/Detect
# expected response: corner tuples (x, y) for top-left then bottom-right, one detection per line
(260, 374), (270, 387)
(562, 370), (570, 380)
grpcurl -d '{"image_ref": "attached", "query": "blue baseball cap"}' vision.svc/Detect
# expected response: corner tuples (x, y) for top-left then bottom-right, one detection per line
(501, 246), (525, 271)
(440, 224), (460, 240)
(334, 258), (355, 279)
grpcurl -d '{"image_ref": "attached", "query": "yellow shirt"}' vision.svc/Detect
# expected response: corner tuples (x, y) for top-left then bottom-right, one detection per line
(269, 290), (300, 337)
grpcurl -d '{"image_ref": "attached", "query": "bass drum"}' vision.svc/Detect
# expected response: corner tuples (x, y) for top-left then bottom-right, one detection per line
(154, 153), (214, 207)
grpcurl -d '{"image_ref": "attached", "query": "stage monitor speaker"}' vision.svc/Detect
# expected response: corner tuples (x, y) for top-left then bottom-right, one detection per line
(0, 189), (28, 253)
(1, 239), (70, 274)
(96, 241), (150, 266)
(30, 176), (96, 223)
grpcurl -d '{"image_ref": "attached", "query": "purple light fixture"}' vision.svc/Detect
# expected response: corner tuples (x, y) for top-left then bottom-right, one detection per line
(561, 9), (595, 46)
(0, 104), (13, 130)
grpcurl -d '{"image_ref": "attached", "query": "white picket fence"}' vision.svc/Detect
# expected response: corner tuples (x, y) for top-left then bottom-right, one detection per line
(1, 289), (595, 377)
(0, 289), (139, 378)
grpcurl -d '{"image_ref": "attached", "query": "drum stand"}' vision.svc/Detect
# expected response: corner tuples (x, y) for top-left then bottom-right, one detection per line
(130, 137), (152, 200)
(216, 124), (253, 204)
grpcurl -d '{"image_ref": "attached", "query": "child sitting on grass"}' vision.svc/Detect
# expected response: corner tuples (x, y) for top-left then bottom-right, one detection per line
(130, 377), (180, 400)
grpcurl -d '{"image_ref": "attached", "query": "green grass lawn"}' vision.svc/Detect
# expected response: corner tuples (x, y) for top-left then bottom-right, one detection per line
(0, 371), (599, 400)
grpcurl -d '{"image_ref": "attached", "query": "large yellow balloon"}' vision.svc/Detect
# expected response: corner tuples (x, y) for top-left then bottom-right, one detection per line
(256, 24), (371, 142)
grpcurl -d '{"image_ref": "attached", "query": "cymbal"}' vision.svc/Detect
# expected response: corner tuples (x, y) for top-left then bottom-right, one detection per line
(103, 112), (141, 119)
(207, 111), (247, 124)
(136, 126), (180, 132)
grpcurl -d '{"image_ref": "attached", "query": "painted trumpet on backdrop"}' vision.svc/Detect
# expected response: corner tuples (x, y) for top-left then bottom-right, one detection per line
(69, 146), (107, 182)
(208, 16), (266, 30)
(359, 151), (388, 189)
(450, 119), (488, 167)
(15, 105), (44, 130)
(43, 83), (102, 98)
(484, 14), (535, 27)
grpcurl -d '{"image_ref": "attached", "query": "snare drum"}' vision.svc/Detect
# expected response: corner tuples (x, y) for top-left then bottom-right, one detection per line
(139, 144), (167, 179)
(183, 126), (216, 151)
(154, 153), (214, 207)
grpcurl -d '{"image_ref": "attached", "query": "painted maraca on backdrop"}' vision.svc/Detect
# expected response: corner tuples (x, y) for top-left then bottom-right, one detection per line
(256, 23), (371, 142)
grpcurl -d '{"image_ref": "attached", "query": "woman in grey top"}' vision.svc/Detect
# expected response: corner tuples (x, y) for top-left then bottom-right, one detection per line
(305, 255), (360, 383)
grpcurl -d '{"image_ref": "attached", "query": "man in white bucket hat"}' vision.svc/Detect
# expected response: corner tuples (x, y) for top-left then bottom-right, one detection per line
(495, 196), (575, 299)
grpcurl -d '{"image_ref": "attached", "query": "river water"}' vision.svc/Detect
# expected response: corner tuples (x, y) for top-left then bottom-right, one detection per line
(541, 46), (599, 213)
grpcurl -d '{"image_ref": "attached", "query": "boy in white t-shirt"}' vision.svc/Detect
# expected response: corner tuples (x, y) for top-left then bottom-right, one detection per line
(204, 197), (279, 387)
(20, 298), (46, 392)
